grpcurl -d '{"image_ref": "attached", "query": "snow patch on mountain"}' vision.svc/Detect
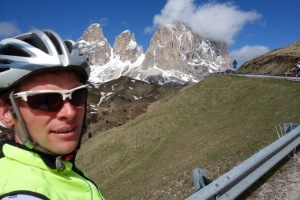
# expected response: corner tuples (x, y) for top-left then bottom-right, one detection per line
(89, 51), (145, 83)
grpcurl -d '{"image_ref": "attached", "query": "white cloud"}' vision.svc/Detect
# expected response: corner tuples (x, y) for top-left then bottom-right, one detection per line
(144, 26), (156, 34)
(229, 45), (270, 64)
(145, 0), (261, 45)
(0, 21), (21, 37)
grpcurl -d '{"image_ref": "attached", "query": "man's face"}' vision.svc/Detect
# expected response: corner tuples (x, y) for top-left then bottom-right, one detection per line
(14, 71), (86, 155)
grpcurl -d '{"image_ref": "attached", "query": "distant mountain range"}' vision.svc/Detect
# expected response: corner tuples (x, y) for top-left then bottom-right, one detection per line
(77, 22), (231, 85)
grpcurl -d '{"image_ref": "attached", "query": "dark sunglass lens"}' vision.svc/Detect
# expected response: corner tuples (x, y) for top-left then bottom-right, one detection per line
(27, 93), (63, 111)
(26, 94), (47, 110)
(47, 93), (64, 111)
(71, 88), (88, 106)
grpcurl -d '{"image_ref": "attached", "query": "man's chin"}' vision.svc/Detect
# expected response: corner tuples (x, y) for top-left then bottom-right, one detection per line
(51, 142), (79, 155)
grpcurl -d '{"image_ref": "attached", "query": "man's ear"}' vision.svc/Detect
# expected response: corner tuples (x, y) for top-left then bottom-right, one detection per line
(0, 99), (14, 128)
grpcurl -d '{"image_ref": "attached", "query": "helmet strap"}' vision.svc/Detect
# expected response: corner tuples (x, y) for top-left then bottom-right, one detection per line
(9, 90), (57, 156)
(77, 101), (88, 149)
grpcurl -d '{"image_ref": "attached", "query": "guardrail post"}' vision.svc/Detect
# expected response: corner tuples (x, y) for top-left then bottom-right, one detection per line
(284, 123), (300, 134)
(283, 123), (300, 157)
(192, 168), (212, 192)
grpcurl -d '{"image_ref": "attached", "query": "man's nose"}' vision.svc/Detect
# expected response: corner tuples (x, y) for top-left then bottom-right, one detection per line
(56, 99), (77, 120)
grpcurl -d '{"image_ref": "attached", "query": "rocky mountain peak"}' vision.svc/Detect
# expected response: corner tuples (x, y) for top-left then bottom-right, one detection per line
(149, 22), (188, 47)
(142, 22), (230, 80)
(77, 22), (231, 85)
(113, 30), (143, 63)
(80, 23), (104, 41)
(77, 23), (112, 66)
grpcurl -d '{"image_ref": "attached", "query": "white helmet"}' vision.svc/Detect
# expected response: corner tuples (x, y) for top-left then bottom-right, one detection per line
(0, 28), (90, 91)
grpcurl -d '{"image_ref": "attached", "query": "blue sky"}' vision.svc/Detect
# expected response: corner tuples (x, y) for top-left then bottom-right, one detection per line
(1, 0), (299, 66)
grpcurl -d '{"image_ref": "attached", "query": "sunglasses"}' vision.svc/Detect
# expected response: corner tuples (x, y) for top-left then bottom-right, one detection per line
(13, 85), (89, 112)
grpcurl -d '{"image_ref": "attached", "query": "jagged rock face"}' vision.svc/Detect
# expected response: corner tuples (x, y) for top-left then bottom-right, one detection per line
(77, 22), (231, 84)
(77, 24), (111, 66)
(113, 30), (143, 63)
(142, 22), (230, 79)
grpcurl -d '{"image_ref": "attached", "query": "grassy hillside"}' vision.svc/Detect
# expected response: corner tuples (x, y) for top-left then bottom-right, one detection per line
(77, 75), (300, 200)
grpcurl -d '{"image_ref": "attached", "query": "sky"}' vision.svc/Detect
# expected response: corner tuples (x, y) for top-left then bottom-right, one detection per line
(1, 0), (299, 67)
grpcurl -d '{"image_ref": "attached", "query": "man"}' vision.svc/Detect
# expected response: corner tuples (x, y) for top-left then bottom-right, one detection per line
(296, 62), (300, 75)
(0, 28), (104, 199)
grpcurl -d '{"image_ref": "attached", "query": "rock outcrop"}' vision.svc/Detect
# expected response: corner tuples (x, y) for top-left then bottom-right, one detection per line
(140, 22), (230, 82)
(77, 24), (112, 66)
(113, 30), (143, 63)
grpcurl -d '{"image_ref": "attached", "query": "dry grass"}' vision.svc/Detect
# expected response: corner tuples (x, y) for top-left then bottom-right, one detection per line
(77, 75), (300, 199)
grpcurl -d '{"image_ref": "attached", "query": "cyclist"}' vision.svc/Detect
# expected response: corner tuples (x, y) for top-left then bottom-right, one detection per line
(296, 63), (300, 75)
(0, 28), (104, 200)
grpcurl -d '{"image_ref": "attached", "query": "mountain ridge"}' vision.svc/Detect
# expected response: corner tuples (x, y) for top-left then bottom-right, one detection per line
(77, 22), (231, 84)
(237, 40), (300, 73)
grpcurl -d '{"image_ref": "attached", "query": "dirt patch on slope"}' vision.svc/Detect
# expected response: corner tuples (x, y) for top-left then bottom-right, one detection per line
(83, 76), (184, 142)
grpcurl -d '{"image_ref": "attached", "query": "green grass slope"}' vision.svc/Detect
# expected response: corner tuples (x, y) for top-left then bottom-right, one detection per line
(77, 75), (300, 200)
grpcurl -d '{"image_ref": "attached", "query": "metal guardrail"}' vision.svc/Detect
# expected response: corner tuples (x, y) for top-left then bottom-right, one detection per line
(211, 71), (300, 81)
(186, 124), (300, 200)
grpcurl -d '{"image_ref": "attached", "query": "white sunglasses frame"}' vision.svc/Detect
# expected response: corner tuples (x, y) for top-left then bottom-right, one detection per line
(13, 84), (89, 102)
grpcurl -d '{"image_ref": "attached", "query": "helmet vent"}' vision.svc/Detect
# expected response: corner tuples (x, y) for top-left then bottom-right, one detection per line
(0, 44), (30, 57)
(0, 67), (10, 72)
(0, 59), (12, 64)
(16, 33), (49, 54)
(0, 59), (11, 72)
(44, 31), (63, 55)
(64, 40), (73, 54)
